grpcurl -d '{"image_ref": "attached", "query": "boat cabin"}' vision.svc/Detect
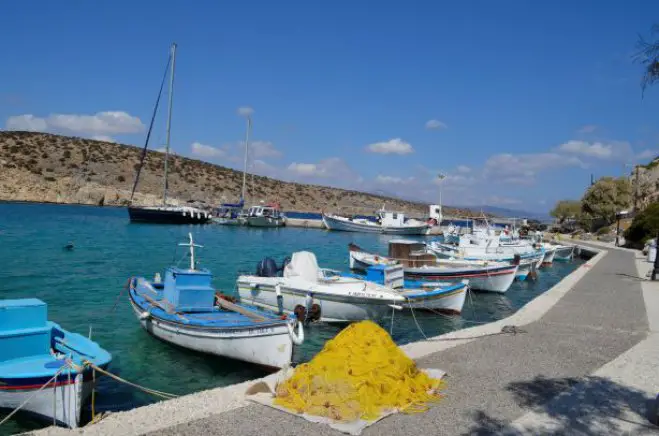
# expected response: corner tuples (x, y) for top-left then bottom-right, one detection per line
(388, 239), (436, 268)
(376, 211), (408, 227)
(247, 206), (282, 219)
(160, 267), (215, 313)
(0, 299), (51, 363)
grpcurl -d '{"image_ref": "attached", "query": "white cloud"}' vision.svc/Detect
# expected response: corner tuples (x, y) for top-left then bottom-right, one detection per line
(578, 124), (597, 134)
(243, 140), (281, 159)
(6, 114), (48, 131)
(5, 111), (144, 135)
(487, 195), (522, 205)
(288, 162), (318, 176)
(91, 135), (115, 143)
(636, 149), (658, 160)
(456, 165), (471, 174)
(237, 106), (254, 116)
(484, 152), (583, 185)
(375, 175), (415, 185)
(556, 139), (633, 160)
(425, 119), (447, 130)
(190, 142), (225, 159)
(366, 138), (414, 155)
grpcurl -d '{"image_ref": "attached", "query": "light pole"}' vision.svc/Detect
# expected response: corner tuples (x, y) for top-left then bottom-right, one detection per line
(437, 173), (446, 207)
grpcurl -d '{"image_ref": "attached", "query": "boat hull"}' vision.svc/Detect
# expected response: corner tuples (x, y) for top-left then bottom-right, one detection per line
(542, 247), (556, 265)
(401, 285), (467, 313)
(128, 206), (211, 224)
(0, 374), (91, 428)
(237, 278), (400, 322)
(212, 217), (244, 226)
(246, 216), (286, 228)
(322, 215), (429, 235)
(349, 251), (516, 293)
(129, 299), (294, 369)
(553, 245), (574, 261)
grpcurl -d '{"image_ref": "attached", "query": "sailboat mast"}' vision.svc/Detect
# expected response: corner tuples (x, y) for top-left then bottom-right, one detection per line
(163, 42), (177, 205)
(241, 116), (252, 202)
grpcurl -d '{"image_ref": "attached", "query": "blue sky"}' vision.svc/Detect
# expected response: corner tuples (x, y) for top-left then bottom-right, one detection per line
(3, 1), (659, 212)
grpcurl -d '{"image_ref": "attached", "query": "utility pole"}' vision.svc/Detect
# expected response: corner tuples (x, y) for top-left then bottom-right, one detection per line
(635, 165), (640, 212)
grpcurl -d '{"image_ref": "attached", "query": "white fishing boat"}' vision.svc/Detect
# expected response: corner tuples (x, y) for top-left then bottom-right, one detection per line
(237, 251), (467, 321)
(237, 252), (404, 322)
(245, 204), (286, 228)
(128, 234), (303, 369)
(540, 244), (556, 265)
(428, 239), (543, 281)
(322, 209), (429, 235)
(553, 244), (574, 261)
(348, 240), (517, 293)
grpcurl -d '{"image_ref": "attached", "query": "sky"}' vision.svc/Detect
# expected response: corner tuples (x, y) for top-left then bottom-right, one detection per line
(3, 1), (659, 212)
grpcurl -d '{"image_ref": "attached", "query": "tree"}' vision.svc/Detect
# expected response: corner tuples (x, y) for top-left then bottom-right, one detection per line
(625, 202), (659, 245)
(550, 200), (582, 223)
(581, 177), (632, 225)
(636, 25), (659, 94)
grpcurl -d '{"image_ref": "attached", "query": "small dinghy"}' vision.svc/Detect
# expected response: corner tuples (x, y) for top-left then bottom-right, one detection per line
(128, 233), (303, 369)
(0, 298), (111, 428)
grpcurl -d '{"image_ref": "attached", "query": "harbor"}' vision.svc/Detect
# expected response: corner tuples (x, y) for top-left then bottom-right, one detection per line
(17, 231), (659, 435)
(1, 202), (587, 434)
(4, 5), (659, 433)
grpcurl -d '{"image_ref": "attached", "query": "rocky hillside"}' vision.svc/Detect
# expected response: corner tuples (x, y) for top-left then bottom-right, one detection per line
(0, 131), (475, 216)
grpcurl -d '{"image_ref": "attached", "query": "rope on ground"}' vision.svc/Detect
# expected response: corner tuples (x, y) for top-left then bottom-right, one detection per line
(84, 362), (178, 399)
(425, 325), (528, 342)
(0, 364), (70, 427)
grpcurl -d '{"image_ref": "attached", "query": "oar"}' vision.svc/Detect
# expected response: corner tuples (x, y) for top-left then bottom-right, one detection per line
(215, 295), (267, 322)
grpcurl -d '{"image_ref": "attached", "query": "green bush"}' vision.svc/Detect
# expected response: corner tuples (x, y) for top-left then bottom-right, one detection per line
(596, 225), (611, 235)
(625, 202), (659, 245)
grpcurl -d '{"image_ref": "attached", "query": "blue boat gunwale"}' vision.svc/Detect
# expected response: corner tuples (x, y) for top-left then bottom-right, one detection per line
(129, 282), (293, 332)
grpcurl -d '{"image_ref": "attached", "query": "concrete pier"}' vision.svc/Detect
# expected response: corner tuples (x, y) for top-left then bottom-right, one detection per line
(31, 243), (659, 436)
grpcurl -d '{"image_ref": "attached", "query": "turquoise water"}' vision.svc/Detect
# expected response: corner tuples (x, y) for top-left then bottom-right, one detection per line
(0, 203), (582, 434)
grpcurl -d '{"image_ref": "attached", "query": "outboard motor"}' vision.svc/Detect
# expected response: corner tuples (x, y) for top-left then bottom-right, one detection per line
(256, 257), (278, 277)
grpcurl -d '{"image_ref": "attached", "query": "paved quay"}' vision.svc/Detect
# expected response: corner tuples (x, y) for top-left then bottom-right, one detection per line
(31, 244), (659, 436)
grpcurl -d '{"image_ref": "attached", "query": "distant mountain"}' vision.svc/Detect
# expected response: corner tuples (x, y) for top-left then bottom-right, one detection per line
(454, 205), (552, 222)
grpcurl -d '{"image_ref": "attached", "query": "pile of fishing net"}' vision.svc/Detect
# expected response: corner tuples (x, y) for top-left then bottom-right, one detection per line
(273, 320), (443, 422)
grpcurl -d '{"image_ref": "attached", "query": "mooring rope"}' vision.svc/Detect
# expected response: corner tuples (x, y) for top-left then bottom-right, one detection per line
(0, 364), (71, 427)
(84, 362), (177, 399)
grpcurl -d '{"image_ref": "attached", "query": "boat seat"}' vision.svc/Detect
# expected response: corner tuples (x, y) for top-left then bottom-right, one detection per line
(0, 354), (75, 380)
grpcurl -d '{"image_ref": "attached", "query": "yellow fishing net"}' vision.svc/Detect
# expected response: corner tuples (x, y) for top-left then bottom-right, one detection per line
(274, 320), (443, 422)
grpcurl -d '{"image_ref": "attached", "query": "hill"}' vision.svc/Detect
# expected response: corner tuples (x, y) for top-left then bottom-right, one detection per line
(0, 131), (479, 216)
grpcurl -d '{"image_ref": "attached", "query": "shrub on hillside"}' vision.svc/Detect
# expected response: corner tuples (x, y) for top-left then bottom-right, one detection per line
(625, 202), (659, 246)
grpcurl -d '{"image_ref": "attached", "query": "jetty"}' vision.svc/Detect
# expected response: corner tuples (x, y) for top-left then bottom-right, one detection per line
(29, 242), (659, 435)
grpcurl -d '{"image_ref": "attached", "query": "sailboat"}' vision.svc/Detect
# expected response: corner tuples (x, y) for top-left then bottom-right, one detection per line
(128, 43), (211, 224)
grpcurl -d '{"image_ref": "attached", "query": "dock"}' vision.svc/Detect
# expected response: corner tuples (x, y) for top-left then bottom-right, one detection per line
(30, 242), (659, 435)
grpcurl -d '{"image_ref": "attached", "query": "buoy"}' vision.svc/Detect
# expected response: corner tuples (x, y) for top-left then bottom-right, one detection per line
(64, 242), (75, 251)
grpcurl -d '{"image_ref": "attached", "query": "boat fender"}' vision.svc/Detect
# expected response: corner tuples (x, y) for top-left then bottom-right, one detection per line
(304, 293), (313, 322)
(275, 284), (284, 314)
(139, 311), (151, 320)
(287, 320), (304, 345)
(388, 304), (403, 311)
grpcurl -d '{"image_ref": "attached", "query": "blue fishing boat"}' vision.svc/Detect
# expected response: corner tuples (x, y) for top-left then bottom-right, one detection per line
(128, 233), (304, 369)
(0, 298), (111, 428)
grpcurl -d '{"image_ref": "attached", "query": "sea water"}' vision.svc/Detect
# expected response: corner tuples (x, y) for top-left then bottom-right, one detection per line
(0, 203), (582, 434)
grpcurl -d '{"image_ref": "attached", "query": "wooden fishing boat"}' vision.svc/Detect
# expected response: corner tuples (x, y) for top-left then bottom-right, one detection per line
(128, 234), (303, 369)
(0, 299), (111, 428)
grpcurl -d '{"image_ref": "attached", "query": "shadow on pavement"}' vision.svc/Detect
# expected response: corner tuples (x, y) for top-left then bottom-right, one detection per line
(465, 375), (658, 435)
